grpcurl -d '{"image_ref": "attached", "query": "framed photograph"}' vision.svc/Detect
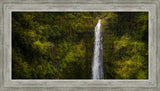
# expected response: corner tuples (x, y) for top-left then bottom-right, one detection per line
(0, 0), (160, 91)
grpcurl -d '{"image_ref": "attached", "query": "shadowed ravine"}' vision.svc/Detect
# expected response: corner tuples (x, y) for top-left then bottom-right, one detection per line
(12, 12), (148, 79)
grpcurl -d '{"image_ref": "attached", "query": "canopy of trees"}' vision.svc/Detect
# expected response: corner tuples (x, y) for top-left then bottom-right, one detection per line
(12, 12), (148, 79)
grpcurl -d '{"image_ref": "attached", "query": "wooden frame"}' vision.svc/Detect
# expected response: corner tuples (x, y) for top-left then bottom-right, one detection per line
(0, 0), (159, 91)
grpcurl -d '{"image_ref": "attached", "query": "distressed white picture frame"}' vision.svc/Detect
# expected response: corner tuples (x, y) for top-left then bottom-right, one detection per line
(0, 0), (159, 91)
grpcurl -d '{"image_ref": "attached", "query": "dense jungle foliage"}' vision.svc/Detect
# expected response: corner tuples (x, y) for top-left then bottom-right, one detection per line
(12, 12), (148, 79)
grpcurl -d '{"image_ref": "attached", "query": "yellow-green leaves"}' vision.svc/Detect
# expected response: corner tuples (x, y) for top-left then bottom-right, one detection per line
(114, 34), (131, 52)
(12, 12), (148, 79)
(33, 40), (52, 54)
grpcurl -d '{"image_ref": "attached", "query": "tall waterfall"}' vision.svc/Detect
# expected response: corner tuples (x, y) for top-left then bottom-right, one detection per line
(92, 19), (104, 79)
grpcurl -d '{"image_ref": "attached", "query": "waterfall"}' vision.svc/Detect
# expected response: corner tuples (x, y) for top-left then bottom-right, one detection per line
(92, 19), (104, 79)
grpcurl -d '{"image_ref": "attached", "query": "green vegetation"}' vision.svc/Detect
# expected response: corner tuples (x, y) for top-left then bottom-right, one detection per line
(12, 12), (148, 79)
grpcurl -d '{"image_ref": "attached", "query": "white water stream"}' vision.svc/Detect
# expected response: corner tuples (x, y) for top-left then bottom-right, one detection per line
(92, 19), (104, 79)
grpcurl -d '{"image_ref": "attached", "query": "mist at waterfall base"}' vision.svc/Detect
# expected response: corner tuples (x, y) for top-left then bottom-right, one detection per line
(92, 19), (104, 79)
